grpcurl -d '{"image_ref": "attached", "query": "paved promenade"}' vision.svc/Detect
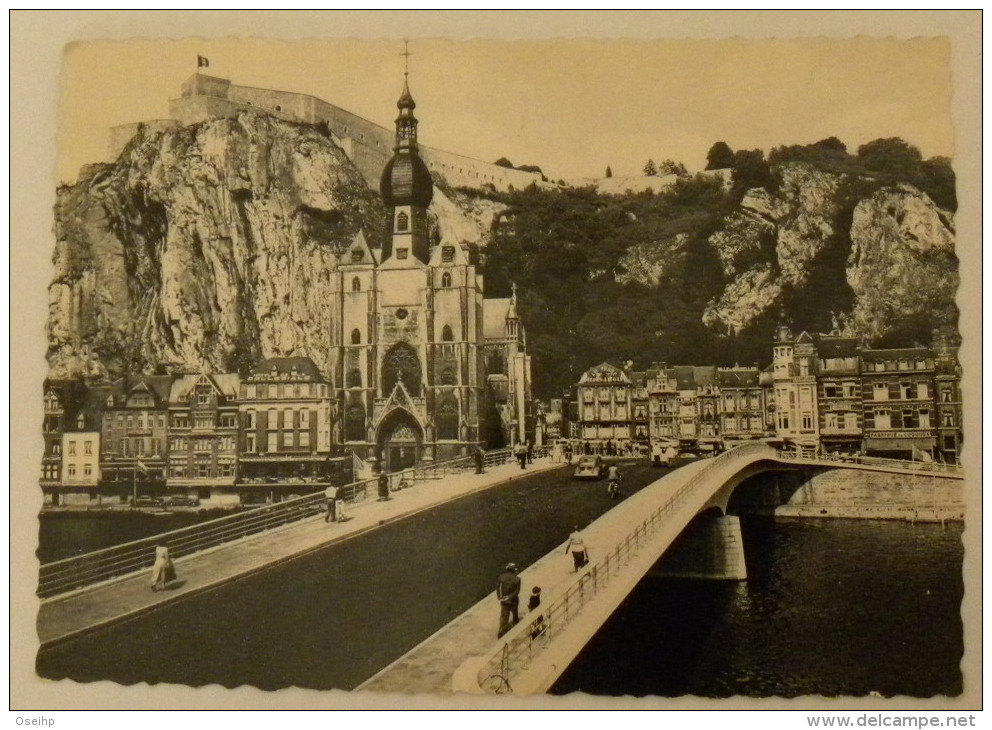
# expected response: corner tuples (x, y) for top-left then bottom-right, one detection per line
(37, 457), (564, 646)
(357, 457), (711, 695)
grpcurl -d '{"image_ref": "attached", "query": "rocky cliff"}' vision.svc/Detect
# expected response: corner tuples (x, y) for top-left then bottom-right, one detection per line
(49, 115), (504, 379)
(697, 163), (958, 340)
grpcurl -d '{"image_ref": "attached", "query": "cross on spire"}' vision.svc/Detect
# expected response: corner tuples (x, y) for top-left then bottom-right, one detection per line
(401, 40), (412, 78)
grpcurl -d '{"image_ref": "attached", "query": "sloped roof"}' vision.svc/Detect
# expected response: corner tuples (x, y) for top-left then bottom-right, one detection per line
(814, 335), (859, 359)
(105, 375), (174, 406)
(715, 368), (760, 388)
(483, 298), (513, 340)
(578, 362), (631, 385)
(860, 347), (931, 362)
(251, 356), (325, 381)
(169, 372), (241, 402)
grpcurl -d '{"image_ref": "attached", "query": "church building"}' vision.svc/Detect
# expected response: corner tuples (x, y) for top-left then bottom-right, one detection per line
(327, 73), (532, 471)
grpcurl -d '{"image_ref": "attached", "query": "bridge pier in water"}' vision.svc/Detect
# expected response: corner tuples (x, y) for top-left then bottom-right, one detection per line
(651, 513), (747, 581)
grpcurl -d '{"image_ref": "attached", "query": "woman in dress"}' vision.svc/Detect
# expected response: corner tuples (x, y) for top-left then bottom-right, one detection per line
(150, 540), (174, 591)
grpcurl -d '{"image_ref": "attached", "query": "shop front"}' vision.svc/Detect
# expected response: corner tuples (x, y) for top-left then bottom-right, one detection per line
(863, 430), (936, 460)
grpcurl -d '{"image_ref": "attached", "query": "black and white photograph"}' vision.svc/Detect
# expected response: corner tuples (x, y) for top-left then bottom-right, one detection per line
(11, 10), (982, 717)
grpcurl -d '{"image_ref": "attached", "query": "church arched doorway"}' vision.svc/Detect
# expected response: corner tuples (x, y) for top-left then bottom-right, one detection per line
(376, 409), (423, 472)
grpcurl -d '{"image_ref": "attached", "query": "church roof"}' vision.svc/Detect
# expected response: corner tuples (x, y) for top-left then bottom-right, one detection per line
(483, 298), (514, 340)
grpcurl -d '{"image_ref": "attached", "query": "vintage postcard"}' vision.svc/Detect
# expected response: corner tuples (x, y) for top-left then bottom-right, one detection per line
(10, 10), (982, 715)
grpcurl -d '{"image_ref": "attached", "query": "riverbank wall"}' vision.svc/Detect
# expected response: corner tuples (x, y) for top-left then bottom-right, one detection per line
(732, 466), (965, 523)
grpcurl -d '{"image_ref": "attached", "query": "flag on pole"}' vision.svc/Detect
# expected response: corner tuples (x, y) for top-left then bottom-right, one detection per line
(352, 451), (369, 480)
(197, 55), (210, 69)
(136, 458), (149, 474)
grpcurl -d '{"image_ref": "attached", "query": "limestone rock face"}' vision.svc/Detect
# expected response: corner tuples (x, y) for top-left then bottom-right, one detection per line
(702, 163), (956, 339)
(616, 233), (690, 287)
(48, 115), (495, 379)
(846, 185), (958, 340)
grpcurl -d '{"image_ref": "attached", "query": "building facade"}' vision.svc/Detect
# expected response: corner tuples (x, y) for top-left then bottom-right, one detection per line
(238, 357), (335, 498)
(98, 376), (173, 501)
(167, 372), (241, 506)
(576, 362), (632, 445)
(815, 335), (862, 454)
(715, 366), (768, 447)
(859, 347), (937, 460)
(772, 328), (821, 453)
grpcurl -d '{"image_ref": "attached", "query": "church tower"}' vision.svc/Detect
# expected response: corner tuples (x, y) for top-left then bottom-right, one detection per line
(379, 74), (433, 264)
(326, 49), (537, 474)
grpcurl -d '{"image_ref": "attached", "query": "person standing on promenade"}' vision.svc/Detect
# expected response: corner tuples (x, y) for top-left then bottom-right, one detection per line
(552, 441), (562, 464)
(526, 440), (534, 465)
(150, 540), (175, 591)
(514, 442), (527, 470)
(565, 527), (588, 572)
(377, 470), (391, 501)
(474, 446), (485, 474)
(496, 562), (521, 638)
(324, 484), (339, 522)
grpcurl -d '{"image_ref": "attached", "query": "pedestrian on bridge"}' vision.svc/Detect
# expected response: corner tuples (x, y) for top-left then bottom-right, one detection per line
(496, 562), (521, 638)
(565, 528), (588, 572)
(528, 586), (545, 639)
(150, 540), (176, 591)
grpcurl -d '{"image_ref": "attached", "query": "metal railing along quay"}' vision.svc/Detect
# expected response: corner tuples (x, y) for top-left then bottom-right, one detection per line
(472, 442), (772, 694)
(771, 450), (964, 476)
(37, 445), (551, 600)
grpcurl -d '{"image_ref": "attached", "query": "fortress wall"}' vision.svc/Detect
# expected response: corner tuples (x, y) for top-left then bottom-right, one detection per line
(134, 76), (545, 194)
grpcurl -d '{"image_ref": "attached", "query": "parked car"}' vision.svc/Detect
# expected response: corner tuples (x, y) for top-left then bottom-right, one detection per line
(132, 495), (164, 508)
(163, 495), (200, 508)
(573, 455), (606, 480)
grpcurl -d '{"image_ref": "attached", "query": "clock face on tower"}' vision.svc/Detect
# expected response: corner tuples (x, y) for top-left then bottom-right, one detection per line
(395, 308), (408, 320)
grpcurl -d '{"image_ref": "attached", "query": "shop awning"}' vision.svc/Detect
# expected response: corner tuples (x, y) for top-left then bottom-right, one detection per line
(865, 437), (935, 451)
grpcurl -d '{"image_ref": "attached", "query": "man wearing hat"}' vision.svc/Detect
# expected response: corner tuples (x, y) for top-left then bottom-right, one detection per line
(496, 562), (522, 638)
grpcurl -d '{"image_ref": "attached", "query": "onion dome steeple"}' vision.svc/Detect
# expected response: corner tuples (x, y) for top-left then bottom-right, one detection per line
(379, 43), (434, 265)
(379, 51), (433, 210)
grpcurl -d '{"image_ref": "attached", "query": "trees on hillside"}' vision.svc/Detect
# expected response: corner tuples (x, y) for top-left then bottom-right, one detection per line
(705, 141), (735, 170)
(642, 159), (657, 176)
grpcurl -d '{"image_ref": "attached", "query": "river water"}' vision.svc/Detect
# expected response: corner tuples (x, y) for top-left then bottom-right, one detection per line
(551, 516), (964, 698)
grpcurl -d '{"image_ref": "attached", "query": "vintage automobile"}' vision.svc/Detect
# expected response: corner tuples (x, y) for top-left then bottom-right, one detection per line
(573, 454), (606, 480)
(163, 494), (200, 508)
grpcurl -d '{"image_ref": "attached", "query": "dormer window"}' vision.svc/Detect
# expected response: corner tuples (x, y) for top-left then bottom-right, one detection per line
(351, 250), (364, 263)
(396, 248), (409, 260)
(397, 212), (409, 232)
(441, 246), (455, 264)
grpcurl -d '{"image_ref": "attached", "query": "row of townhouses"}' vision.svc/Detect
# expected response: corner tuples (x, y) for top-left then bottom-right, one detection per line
(565, 327), (963, 462)
(41, 351), (531, 509)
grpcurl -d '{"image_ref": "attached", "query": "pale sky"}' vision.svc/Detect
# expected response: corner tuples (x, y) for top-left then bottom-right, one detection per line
(59, 36), (953, 185)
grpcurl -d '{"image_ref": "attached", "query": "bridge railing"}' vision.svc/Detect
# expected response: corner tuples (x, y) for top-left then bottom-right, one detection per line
(772, 450), (964, 476)
(474, 442), (772, 693)
(37, 446), (549, 600)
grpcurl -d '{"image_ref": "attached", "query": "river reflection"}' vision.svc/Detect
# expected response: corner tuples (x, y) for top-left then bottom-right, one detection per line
(551, 517), (963, 698)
